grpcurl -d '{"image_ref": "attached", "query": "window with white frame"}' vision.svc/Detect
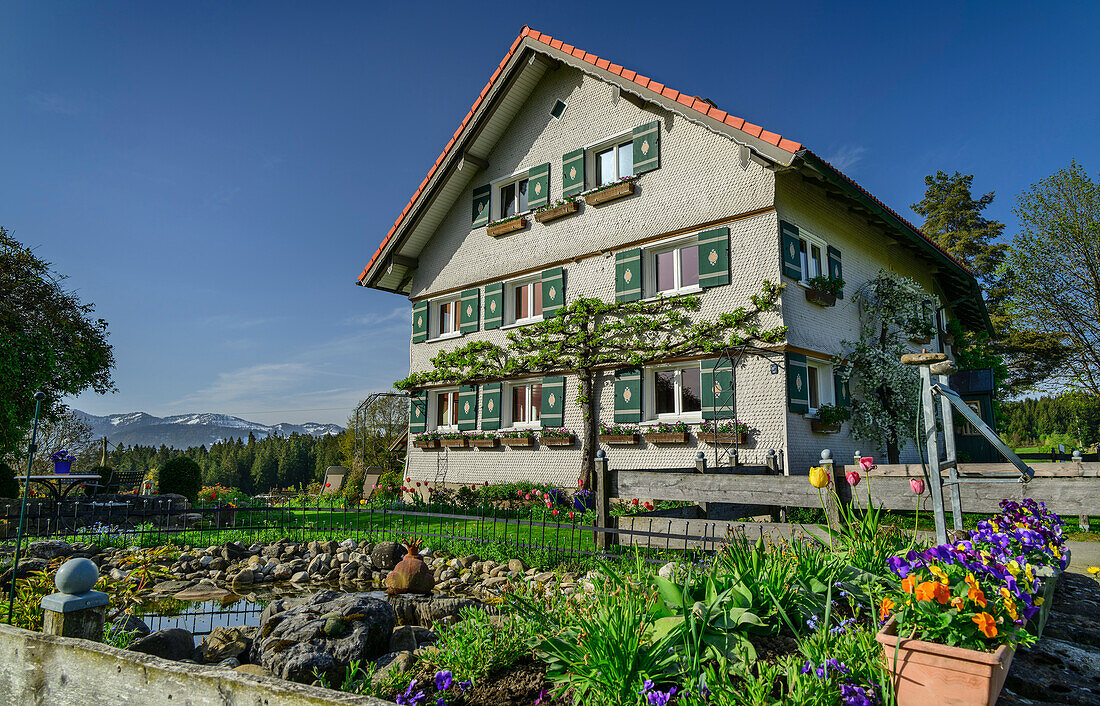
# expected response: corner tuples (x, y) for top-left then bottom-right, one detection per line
(647, 237), (700, 296)
(507, 379), (543, 428)
(589, 134), (634, 187)
(798, 231), (827, 283)
(433, 388), (460, 430)
(646, 363), (703, 420)
(806, 359), (834, 414)
(506, 275), (543, 326)
(431, 296), (462, 339)
(496, 174), (529, 220)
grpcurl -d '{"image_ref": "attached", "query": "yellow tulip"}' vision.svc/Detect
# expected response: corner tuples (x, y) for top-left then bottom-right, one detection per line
(1088, 566), (1100, 575)
(809, 466), (830, 488)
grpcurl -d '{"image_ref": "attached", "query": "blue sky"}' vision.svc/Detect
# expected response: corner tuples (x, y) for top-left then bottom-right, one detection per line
(2, 2), (1097, 426)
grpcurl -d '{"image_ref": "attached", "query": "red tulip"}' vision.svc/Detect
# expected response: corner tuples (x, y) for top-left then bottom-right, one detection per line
(910, 478), (926, 494)
(568, 512), (575, 520)
(644, 502), (653, 510)
(552, 509), (558, 516)
(416, 482), (421, 487)
(325, 483), (330, 488)
(845, 471), (861, 487)
(632, 498), (639, 505)
(406, 477), (412, 483)
(859, 456), (875, 471)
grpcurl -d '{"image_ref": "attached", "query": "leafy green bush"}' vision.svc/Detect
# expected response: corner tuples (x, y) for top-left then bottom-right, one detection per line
(421, 606), (536, 684)
(342, 464), (365, 506)
(157, 457), (202, 502)
(0, 459), (19, 498)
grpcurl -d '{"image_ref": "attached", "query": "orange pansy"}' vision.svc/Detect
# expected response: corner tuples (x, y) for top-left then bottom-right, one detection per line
(880, 597), (895, 621)
(951, 596), (966, 611)
(965, 573), (987, 608)
(901, 576), (916, 594)
(972, 612), (997, 638)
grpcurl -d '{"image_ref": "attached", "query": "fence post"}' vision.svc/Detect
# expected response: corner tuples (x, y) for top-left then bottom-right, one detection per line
(41, 558), (108, 641)
(818, 449), (841, 530)
(694, 452), (709, 519)
(594, 450), (615, 550)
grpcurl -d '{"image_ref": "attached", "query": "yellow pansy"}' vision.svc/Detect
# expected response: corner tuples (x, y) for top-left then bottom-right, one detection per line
(929, 565), (949, 585)
(1006, 560), (1021, 576)
(1034, 596), (1044, 606)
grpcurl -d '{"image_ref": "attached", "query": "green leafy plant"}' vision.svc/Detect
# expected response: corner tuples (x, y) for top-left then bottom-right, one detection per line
(421, 606), (536, 684)
(805, 274), (845, 297)
(539, 427), (573, 438)
(500, 429), (536, 439)
(699, 420), (749, 436)
(157, 456), (202, 502)
(647, 421), (689, 433)
(598, 423), (638, 436)
(812, 403), (850, 426)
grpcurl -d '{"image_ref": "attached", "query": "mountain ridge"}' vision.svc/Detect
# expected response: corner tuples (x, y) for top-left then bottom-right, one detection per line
(73, 410), (344, 449)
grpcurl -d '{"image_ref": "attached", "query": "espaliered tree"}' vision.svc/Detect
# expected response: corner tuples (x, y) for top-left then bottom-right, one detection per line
(396, 282), (786, 488)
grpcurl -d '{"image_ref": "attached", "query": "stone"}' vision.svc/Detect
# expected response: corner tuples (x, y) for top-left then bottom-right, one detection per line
(108, 613), (151, 638)
(129, 628), (195, 661)
(201, 626), (252, 663)
(507, 558), (526, 573)
(252, 590), (395, 684)
(27, 540), (74, 560)
(173, 585), (235, 602)
(54, 558), (99, 594)
(232, 568), (254, 587)
(371, 651), (415, 687)
(370, 542), (405, 571)
(289, 571), (309, 583)
(217, 657), (241, 669)
(234, 664), (272, 677)
(388, 625), (437, 653)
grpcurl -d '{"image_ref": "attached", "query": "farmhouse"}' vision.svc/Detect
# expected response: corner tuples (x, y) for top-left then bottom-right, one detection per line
(356, 26), (989, 486)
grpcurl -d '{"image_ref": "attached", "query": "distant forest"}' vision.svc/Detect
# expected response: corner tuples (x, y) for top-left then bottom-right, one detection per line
(999, 392), (1100, 450)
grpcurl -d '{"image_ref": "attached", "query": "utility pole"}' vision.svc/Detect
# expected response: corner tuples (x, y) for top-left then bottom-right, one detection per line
(101, 437), (108, 467)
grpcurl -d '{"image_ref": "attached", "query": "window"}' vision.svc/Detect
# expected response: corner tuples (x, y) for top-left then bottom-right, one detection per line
(549, 99), (567, 120)
(797, 231), (827, 283)
(507, 380), (542, 427)
(805, 359), (834, 414)
(589, 134), (634, 187)
(433, 388), (460, 430)
(497, 175), (529, 219)
(960, 400), (983, 436)
(647, 364), (702, 420)
(506, 276), (543, 326)
(431, 296), (461, 339)
(649, 239), (700, 296)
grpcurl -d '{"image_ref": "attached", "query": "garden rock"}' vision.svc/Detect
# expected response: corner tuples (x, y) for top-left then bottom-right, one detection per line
(108, 614), (151, 638)
(252, 589), (395, 684)
(371, 651), (415, 687)
(507, 558), (526, 573)
(201, 626), (252, 663)
(129, 628), (195, 661)
(27, 540), (74, 560)
(371, 541), (405, 571)
(388, 625), (437, 652)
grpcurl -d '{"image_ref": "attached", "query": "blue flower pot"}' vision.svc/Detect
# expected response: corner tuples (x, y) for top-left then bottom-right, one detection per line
(53, 460), (72, 475)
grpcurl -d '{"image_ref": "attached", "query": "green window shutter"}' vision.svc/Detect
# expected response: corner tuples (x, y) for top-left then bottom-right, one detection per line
(614, 368), (642, 423)
(542, 267), (565, 317)
(483, 282), (503, 330)
(786, 352), (809, 414)
(457, 385), (478, 430)
(701, 358), (735, 420)
(834, 371), (851, 408)
(411, 301), (429, 344)
(697, 227), (730, 288)
(409, 391), (428, 433)
(527, 162), (550, 209)
(540, 376), (565, 427)
(460, 288), (480, 333)
(472, 184), (491, 228)
(827, 245), (843, 299)
(562, 149), (585, 197)
(780, 220), (802, 280)
(632, 121), (660, 174)
(615, 248), (643, 302)
(480, 382), (502, 430)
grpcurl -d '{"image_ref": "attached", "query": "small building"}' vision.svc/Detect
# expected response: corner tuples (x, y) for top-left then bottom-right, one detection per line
(949, 369), (999, 463)
(355, 27), (989, 486)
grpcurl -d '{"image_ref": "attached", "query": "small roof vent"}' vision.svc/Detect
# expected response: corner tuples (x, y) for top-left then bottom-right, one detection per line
(549, 99), (567, 120)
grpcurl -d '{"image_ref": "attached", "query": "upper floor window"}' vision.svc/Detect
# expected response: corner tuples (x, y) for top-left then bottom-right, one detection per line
(589, 133), (634, 188)
(507, 275), (543, 326)
(648, 238), (700, 296)
(806, 358), (834, 414)
(647, 363), (702, 420)
(508, 379), (542, 428)
(497, 175), (529, 219)
(433, 388), (460, 430)
(798, 230), (827, 283)
(431, 296), (461, 339)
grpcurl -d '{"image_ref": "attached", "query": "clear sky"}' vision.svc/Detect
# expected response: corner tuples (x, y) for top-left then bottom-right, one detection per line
(2, 2), (1097, 426)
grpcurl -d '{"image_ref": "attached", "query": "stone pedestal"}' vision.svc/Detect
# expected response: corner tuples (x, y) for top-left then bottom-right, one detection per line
(40, 557), (109, 642)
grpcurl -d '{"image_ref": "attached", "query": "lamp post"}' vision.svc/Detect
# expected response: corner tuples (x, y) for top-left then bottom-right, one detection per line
(7, 391), (45, 624)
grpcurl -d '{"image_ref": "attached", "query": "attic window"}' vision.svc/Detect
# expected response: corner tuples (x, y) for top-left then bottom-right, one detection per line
(549, 100), (567, 120)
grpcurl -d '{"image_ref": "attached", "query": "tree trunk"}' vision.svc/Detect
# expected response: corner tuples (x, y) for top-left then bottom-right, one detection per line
(886, 440), (900, 464)
(578, 370), (598, 490)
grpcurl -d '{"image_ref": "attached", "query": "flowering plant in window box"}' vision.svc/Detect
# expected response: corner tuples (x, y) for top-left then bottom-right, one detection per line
(699, 419), (750, 445)
(597, 422), (640, 444)
(539, 427), (575, 446)
(643, 420), (690, 444)
(804, 274), (844, 307)
(437, 431), (469, 448)
(500, 429), (536, 447)
(468, 432), (499, 448)
(412, 432), (441, 449)
(584, 176), (637, 206)
(533, 196), (580, 224)
(486, 213), (528, 237)
(810, 403), (849, 433)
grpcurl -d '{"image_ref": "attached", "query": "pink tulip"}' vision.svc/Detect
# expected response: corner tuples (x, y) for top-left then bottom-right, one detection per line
(517, 490), (523, 497)
(845, 471), (861, 487)
(859, 456), (875, 471)
(910, 478), (925, 494)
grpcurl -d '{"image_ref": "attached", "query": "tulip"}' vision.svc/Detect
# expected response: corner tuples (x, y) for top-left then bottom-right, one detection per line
(632, 498), (639, 505)
(859, 456), (874, 471)
(845, 471), (861, 487)
(552, 509), (558, 516)
(808, 466), (830, 488)
(910, 478), (926, 494)
(568, 512), (575, 520)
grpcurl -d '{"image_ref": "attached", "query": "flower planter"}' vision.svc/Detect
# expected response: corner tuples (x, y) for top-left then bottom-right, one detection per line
(643, 432), (688, 444)
(702, 432), (748, 446)
(876, 617), (1015, 706)
(501, 436), (535, 447)
(440, 438), (468, 448)
(599, 434), (639, 445)
(804, 287), (837, 307)
(585, 180), (635, 206)
(53, 460), (72, 475)
(487, 217), (527, 237)
(533, 200), (579, 224)
(541, 435), (574, 447)
(470, 438), (499, 449)
(1031, 565), (1061, 637)
(413, 439), (440, 449)
(810, 419), (842, 434)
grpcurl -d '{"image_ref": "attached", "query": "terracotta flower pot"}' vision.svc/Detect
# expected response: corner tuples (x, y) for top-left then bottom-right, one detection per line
(385, 543), (435, 595)
(876, 617), (1015, 706)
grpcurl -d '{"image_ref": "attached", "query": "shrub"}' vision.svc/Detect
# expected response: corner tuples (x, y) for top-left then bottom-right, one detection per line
(157, 457), (202, 502)
(343, 464), (365, 506)
(0, 460), (19, 498)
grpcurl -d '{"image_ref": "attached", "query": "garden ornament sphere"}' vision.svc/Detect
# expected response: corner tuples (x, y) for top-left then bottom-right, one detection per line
(55, 558), (99, 595)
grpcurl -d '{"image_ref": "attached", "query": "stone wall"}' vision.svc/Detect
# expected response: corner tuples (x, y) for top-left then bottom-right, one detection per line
(0, 623), (394, 706)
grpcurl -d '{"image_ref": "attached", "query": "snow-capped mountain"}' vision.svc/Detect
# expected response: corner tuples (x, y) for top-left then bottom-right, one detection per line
(73, 410), (343, 449)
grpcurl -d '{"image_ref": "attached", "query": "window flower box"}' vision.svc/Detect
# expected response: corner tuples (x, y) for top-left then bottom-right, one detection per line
(810, 403), (848, 434)
(439, 437), (468, 448)
(585, 179), (635, 206)
(541, 434), (574, 447)
(702, 432), (747, 446)
(804, 287), (836, 308)
(876, 617), (1015, 706)
(413, 439), (440, 449)
(599, 434), (639, 445)
(501, 436), (534, 447)
(643, 432), (688, 444)
(470, 438), (498, 448)
(533, 199), (579, 224)
(803, 274), (843, 308)
(810, 419), (841, 434)
(487, 216), (527, 237)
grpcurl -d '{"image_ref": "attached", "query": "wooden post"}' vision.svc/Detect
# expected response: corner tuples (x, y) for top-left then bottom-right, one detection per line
(694, 452), (709, 519)
(594, 450), (615, 550)
(818, 449), (841, 530)
(41, 558), (108, 642)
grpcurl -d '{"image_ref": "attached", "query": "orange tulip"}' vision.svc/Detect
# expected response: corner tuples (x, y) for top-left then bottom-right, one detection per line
(972, 612), (997, 638)
(901, 576), (916, 594)
(879, 597), (895, 621)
